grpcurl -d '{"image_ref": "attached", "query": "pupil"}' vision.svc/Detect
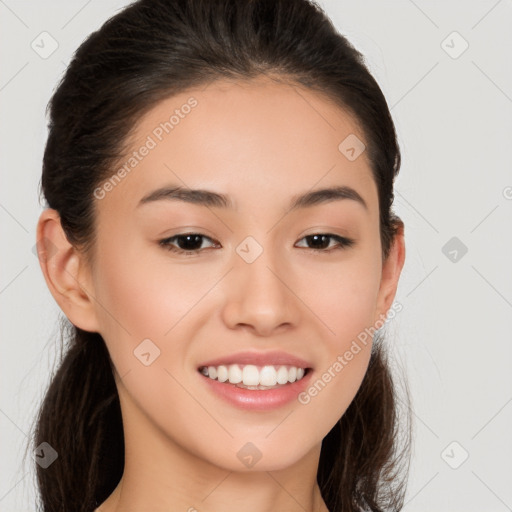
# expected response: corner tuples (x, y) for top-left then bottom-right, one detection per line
(309, 234), (329, 249)
(179, 234), (202, 250)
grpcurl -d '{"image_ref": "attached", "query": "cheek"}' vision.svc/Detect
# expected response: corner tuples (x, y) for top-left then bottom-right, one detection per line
(296, 262), (378, 425)
(298, 342), (372, 443)
(298, 254), (382, 344)
(91, 240), (225, 382)
(93, 241), (210, 336)
(295, 254), (380, 411)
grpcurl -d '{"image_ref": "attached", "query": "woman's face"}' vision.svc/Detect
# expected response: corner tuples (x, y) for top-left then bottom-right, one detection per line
(77, 77), (403, 473)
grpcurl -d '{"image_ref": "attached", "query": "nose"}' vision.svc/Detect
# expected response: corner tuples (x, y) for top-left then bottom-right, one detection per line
(220, 246), (301, 336)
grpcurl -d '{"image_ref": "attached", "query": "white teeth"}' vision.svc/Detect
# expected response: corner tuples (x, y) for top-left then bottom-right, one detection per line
(276, 366), (289, 385)
(259, 365), (277, 386)
(207, 366), (217, 380)
(217, 365), (228, 382)
(200, 364), (308, 387)
(228, 364), (242, 384)
(242, 365), (260, 386)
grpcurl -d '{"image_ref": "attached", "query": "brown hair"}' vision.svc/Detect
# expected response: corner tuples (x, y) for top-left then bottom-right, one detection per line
(29, 0), (411, 510)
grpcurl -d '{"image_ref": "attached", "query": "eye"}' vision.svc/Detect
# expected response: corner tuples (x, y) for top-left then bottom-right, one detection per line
(159, 232), (354, 256)
(295, 233), (355, 253)
(159, 233), (219, 255)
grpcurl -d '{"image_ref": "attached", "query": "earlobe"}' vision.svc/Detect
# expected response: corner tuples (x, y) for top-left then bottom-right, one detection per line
(374, 221), (406, 324)
(35, 209), (100, 332)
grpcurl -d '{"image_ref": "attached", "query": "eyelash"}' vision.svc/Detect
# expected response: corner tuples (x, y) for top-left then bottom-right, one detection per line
(158, 232), (355, 256)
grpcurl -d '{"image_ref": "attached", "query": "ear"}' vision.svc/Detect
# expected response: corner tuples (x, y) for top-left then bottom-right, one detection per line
(374, 220), (406, 323)
(35, 208), (100, 332)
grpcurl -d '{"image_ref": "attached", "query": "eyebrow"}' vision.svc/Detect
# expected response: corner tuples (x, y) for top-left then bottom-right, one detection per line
(138, 184), (368, 212)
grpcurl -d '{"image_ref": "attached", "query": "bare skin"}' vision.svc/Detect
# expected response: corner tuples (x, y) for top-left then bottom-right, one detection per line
(37, 76), (405, 512)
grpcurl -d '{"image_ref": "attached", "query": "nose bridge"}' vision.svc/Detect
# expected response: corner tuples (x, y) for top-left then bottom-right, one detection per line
(221, 233), (299, 334)
(236, 233), (287, 303)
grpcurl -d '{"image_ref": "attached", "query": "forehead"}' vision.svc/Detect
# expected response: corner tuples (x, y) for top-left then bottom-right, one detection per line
(96, 76), (377, 216)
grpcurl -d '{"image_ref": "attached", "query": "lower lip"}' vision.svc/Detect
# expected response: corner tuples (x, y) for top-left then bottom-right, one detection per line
(198, 369), (314, 411)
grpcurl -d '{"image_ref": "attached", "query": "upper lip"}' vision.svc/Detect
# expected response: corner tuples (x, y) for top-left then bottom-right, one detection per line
(198, 350), (313, 369)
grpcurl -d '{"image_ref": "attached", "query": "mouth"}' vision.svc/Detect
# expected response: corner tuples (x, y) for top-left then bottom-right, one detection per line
(197, 364), (312, 390)
(197, 360), (314, 411)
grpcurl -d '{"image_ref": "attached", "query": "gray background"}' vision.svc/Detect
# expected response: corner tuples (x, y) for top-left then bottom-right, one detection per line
(1, 0), (511, 510)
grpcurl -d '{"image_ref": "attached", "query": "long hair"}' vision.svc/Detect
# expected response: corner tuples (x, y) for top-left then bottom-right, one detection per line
(29, 1), (411, 510)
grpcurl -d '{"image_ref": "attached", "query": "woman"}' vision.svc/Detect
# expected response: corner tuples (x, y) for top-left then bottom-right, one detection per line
(32, 0), (411, 510)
